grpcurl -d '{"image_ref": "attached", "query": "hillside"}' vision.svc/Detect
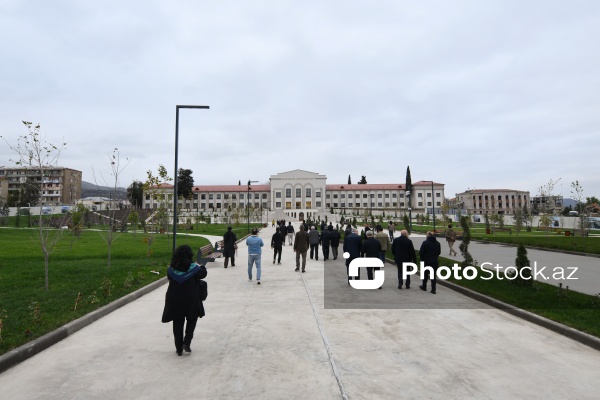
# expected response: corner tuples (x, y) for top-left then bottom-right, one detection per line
(81, 181), (128, 199)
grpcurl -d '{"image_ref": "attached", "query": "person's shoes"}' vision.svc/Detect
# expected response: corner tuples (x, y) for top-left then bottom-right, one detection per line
(224, 266), (227, 268)
(257, 281), (261, 285)
(232, 264), (235, 267)
(430, 289), (436, 294)
(278, 262), (281, 264)
(295, 268), (299, 271)
(183, 344), (191, 353)
(302, 269), (305, 273)
(249, 278), (252, 281)
(406, 285), (410, 289)
(273, 259), (275, 264)
(419, 285), (426, 291)
(176, 349), (183, 356)
(398, 285), (402, 289)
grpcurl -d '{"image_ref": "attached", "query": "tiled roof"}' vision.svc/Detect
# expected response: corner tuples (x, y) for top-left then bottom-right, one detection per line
(326, 184), (406, 190)
(192, 185), (270, 192)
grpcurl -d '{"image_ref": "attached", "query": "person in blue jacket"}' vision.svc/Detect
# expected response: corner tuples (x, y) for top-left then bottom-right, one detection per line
(246, 228), (264, 284)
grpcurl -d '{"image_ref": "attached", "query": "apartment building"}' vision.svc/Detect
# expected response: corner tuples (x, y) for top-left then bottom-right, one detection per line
(0, 166), (82, 206)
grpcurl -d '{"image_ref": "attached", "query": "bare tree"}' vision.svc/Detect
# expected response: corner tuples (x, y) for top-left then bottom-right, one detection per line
(92, 148), (130, 270)
(144, 164), (173, 256)
(1, 122), (68, 290)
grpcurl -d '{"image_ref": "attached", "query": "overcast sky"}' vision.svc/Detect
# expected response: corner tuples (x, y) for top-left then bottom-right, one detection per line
(1, 0), (599, 200)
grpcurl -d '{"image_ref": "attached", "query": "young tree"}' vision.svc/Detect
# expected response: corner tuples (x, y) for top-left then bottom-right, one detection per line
(348, 175), (352, 184)
(571, 180), (587, 235)
(144, 165), (173, 255)
(127, 181), (144, 209)
(514, 244), (532, 286)
(93, 148), (130, 270)
(1, 122), (68, 290)
(513, 208), (524, 235)
(358, 176), (367, 184)
(459, 216), (474, 268)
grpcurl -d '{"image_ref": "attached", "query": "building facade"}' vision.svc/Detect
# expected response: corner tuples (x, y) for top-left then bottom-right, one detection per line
(0, 166), (82, 206)
(456, 189), (530, 215)
(143, 169), (445, 217)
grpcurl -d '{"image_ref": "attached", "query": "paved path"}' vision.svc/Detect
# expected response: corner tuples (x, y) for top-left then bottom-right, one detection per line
(406, 234), (600, 295)
(1, 224), (600, 399)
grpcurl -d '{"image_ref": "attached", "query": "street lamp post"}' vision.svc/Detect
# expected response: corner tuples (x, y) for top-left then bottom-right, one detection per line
(420, 181), (436, 233)
(173, 105), (209, 255)
(247, 180), (258, 234)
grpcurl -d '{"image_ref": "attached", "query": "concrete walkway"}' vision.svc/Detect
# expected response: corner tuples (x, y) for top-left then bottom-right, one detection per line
(1, 224), (600, 399)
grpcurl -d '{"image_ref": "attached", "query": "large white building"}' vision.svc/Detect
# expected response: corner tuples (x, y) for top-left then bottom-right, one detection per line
(455, 188), (530, 215)
(143, 170), (445, 219)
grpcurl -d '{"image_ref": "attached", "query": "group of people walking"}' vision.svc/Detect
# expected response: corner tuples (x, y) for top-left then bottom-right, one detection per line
(163, 221), (447, 356)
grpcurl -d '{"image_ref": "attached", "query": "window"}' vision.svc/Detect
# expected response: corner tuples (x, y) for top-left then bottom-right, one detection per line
(436, 193), (441, 198)
(385, 193), (389, 198)
(216, 203), (221, 208)
(418, 202), (423, 206)
(418, 193), (422, 198)
(286, 188), (291, 197)
(295, 201), (301, 209)
(348, 194), (353, 199)
(306, 188), (311, 197)
(355, 203), (360, 207)
(333, 194), (338, 199)
(333, 203), (338, 208)
(209, 194), (213, 200)
(427, 193), (431, 198)
(239, 194), (244, 199)
(427, 202), (432, 206)
(378, 202), (382, 207)
(262, 193), (267, 199)
(254, 193), (259, 199)
(363, 194), (367, 198)
(385, 203), (389, 207)
(296, 188), (301, 197)
(316, 201), (321, 208)
(341, 194), (345, 198)
(316, 191), (321, 198)
(276, 202), (281, 208)
(436, 202), (441, 207)
(224, 194), (229, 200)
(341, 203), (346, 208)
(276, 191), (281, 198)
(232, 194), (237, 199)
(378, 194), (382, 198)
(326, 194), (330, 199)
(363, 203), (367, 207)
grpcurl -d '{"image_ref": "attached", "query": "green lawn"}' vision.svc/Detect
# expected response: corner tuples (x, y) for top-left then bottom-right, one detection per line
(437, 256), (600, 338)
(0, 228), (210, 355)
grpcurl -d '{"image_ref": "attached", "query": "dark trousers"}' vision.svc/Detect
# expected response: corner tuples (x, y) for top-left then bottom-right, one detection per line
(331, 246), (339, 259)
(273, 247), (282, 263)
(346, 257), (360, 282)
(322, 244), (330, 260)
(310, 243), (319, 260)
(366, 267), (381, 280)
(224, 255), (235, 267)
(422, 265), (438, 291)
(172, 316), (197, 351)
(397, 262), (412, 288)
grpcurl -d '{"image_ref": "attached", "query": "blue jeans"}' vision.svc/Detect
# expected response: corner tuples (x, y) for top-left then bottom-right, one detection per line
(248, 254), (262, 280)
(378, 251), (386, 264)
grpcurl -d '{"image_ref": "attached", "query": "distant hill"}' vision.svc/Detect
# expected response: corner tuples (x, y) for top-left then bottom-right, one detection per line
(81, 181), (128, 199)
(563, 198), (577, 208)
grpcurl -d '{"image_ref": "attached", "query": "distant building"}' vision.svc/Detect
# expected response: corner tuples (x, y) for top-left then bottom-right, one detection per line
(0, 166), (82, 206)
(529, 195), (563, 215)
(456, 189), (530, 215)
(143, 169), (445, 219)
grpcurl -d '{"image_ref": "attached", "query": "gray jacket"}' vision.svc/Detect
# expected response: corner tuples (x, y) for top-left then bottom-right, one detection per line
(309, 229), (320, 245)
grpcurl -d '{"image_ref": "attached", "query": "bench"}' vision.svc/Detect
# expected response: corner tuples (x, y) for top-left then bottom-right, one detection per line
(196, 240), (225, 264)
(494, 227), (512, 235)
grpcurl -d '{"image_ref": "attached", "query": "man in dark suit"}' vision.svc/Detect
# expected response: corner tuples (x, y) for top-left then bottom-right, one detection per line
(361, 230), (383, 288)
(342, 228), (362, 285)
(391, 229), (417, 289)
(419, 231), (442, 294)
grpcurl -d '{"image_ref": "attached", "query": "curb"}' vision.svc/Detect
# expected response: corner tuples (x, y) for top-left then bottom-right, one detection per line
(383, 257), (600, 352)
(472, 239), (600, 258)
(436, 278), (600, 351)
(0, 277), (167, 374)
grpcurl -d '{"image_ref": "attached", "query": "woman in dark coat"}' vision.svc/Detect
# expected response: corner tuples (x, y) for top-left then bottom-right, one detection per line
(162, 244), (207, 356)
(223, 226), (237, 267)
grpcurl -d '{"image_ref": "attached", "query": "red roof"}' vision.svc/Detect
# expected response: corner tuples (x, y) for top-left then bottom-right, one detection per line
(326, 184), (406, 190)
(192, 184), (270, 192)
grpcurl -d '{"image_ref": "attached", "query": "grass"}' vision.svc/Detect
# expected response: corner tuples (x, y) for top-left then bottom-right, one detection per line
(0, 228), (210, 355)
(437, 256), (600, 338)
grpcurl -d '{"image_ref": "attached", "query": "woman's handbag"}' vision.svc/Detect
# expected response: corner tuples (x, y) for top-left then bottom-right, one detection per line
(198, 279), (208, 301)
